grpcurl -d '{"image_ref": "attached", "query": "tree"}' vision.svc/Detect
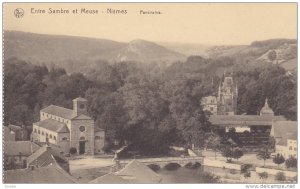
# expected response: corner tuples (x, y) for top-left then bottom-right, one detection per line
(244, 171), (251, 180)
(233, 148), (244, 161)
(221, 145), (233, 163)
(275, 172), (286, 181)
(273, 153), (285, 168)
(285, 156), (297, 168)
(258, 172), (268, 183)
(204, 132), (222, 160)
(268, 50), (277, 62)
(256, 145), (271, 167)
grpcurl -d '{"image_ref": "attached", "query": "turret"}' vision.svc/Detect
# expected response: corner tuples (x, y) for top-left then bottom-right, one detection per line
(73, 97), (88, 116)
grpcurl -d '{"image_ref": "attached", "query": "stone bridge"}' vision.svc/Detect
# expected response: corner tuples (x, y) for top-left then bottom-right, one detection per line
(119, 156), (204, 168)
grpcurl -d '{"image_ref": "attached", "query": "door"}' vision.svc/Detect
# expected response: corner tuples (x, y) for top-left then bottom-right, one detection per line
(79, 141), (85, 154)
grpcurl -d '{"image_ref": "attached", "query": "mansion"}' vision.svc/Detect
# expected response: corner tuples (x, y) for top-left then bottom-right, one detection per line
(32, 97), (105, 155)
(201, 73), (238, 115)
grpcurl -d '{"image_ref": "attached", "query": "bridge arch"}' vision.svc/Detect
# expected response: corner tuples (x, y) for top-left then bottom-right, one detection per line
(147, 164), (161, 172)
(164, 162), (181, 170)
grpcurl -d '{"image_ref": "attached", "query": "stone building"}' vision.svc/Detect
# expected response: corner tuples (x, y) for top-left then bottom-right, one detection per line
(32, 97), (105, 155)
(201, 96), (218, 115)
(217, 73), (238, 115)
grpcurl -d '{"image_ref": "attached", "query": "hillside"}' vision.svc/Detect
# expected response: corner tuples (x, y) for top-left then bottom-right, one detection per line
(4, 31), (186, 73)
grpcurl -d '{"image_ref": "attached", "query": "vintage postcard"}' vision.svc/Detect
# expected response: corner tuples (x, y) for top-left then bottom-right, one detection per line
(2, 2), (298, 185)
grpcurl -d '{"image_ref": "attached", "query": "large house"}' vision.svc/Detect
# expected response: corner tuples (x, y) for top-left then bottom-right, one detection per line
(32, 97), (105, 155)
(271, 121), (297, 158)
(201, 73), (238, 115)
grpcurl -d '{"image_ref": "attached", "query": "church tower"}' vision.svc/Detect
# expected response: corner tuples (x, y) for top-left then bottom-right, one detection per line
(217, 72), (238, 115)
(73, 97), (88, 116)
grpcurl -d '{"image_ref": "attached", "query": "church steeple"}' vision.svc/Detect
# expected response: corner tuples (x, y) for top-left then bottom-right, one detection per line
(260, 98), (274, 116)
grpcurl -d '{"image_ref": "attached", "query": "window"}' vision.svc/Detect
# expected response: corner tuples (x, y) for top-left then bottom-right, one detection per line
(210, 107), (214, 111)
(53, 136), (56, 140)
(80, 136), (85, 141)
(42, 132), (44, 136)
(79, 126), (85, 132)
(50, 134), (52, 139)
(294, 147), (297, 151)
(34, 129), (37, 133)
(80, 104), (85, 109)
(289, 146), (293, 150)
(95, 136), (101, 140)
(62, 137), (68, 141)
(38, 130), (40, 134)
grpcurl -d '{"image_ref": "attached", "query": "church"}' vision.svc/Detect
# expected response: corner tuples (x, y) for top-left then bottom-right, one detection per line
(32, 97), (105, 155)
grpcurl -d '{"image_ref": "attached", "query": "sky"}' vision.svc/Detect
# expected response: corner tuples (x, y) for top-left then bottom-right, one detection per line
(4, 3), (297, 45)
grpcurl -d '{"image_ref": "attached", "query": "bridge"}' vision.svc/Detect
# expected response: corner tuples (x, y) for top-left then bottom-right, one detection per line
(119, 156), (204, 168)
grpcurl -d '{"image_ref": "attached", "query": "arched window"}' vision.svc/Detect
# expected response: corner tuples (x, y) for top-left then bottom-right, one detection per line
(49, 134), (52, 139)
(79, 126), (85, 132)
(41, 131), (44, 135)
(53, 136), (56, 140)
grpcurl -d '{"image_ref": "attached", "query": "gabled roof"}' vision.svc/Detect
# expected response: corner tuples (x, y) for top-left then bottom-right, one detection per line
(116, 160), (162, 183)
(209, 115), (286, 126)
(41, 105), (75, 119)
(34, 119), (69, 133)
(272, 121), (297, 146)
(4, 141), (40, 156)
(72, 114), (92, 120)
(27, 145), (67, 168)
(89, 173), (129, 184)
(4, 164), (77, 183)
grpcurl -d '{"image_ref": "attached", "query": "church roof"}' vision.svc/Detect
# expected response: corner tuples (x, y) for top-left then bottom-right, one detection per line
(4, 164), (77, 183)
(209, 115), (286, 126)
(41, 105), (75, 119)
(116, 160), (162, 183)
(89, 173), (129, 184)
(34, 119), (69, 133)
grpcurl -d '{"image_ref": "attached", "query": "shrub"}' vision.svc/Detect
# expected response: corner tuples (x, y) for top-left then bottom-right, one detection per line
(201, 172), (220, 183)
(258, 171), (268, 180)
(244, 171), (251, 179)
(69, 147), (77, 155)
(275, 172), (286, 181)
(273, 153), (285, 168)
(285, 156), (297, 168)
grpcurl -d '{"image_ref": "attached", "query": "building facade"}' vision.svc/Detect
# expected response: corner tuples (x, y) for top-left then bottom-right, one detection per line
(217, 74), (238, 115)
(201, 96), (218, 115)
(32, 97), (105, 155)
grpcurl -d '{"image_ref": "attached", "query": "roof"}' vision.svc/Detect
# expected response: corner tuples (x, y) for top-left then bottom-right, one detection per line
(34, 119), (69, 133)
(27, 145), (67, 167)
(73, 97), (87, 102)
(116, 160), (162, 183)
(4, 126), (15, 141)
(4, 164), (77, 183)
(89, 173), (129, 184)
(8, 124), (22, 131)
(209, 115), (286, 126)
(272, 121), (297, 146)
(4, 141), (40, 156)
(41, 105), (75, 119)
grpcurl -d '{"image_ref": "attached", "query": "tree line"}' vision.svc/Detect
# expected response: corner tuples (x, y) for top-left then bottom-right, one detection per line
(4, 56), (296, 155)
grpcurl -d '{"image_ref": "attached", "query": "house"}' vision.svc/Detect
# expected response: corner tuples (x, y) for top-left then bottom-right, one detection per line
(3, 164), (77, 183)
(4, 126), (16, 141)
(32, 97), (105, 155)
(27, 144), (69, 172)
(271, 121), (297, 158)
(115, 160), (162, 183)
(201, 96), (218, 115)
(4, 141), (41, 170)
(89, 173), (129, 184)
(8, 124), (31, 141)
